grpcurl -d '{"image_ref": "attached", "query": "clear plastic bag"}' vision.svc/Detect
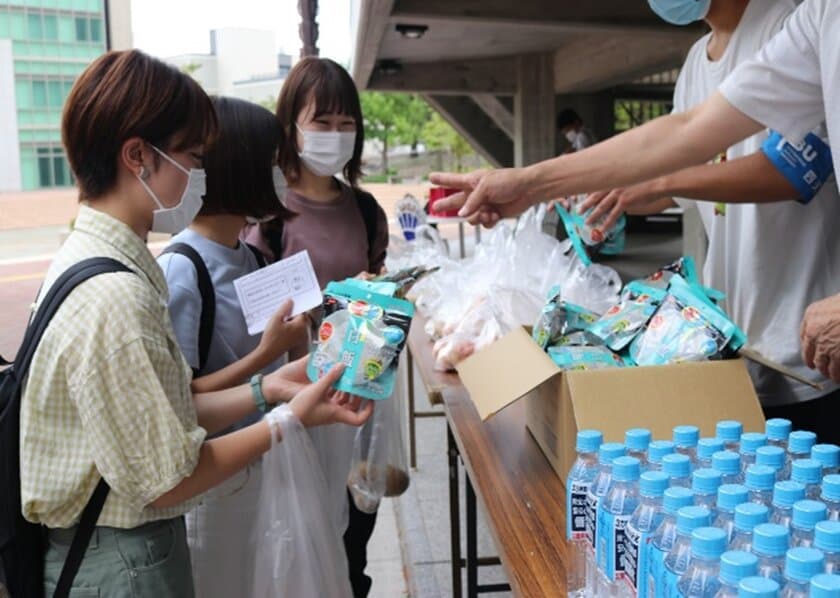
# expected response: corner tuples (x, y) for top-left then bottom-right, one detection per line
(347, 389), (410, 514)
(251, 405), (352, 598)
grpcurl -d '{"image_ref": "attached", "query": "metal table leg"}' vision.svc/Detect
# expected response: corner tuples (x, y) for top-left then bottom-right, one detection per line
(458, 220), (466, 258)
(407, 347), (417, 469)
(448, 424), (463, 598)
(466, 476), (479, 598)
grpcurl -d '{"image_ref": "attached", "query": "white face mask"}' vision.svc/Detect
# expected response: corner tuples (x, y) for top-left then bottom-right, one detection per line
(565, 130), (579, 144)
(245, 166), (288, 225)
(296, 125), (356, 177)
(137, 145), (206, 235)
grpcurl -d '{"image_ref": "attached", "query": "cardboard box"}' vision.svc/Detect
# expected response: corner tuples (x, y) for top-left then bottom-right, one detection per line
(456, 327), (766, 483)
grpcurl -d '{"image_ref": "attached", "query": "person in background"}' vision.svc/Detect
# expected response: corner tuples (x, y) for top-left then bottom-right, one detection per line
(20, 49), (370, 597)
(157, 96), (309, 597)
(556, 108), (597, 153)
(245, 56), (389, 598)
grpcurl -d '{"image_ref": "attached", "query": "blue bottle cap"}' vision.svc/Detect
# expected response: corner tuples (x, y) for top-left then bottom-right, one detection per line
(599, 442), (626, 465)
(752, 523), (790, 557)
(690, 527), (727, 560)
(813, 444), (840, 469)
(663, 487), (695, 515)
(745, 465), (776, 492)
(719, 550), (759, 586)
(718, 484), (749, 512)
(789, 430), (817, 455)
(755, 446), (786, 472)
(765, 418), (792, 442)
(648, 440), (676, 464)
(612, 456), (641, 482)
(692, 468), (723, 495)
(734, 503), (770, 532)
(698, 437), (725, 460)
(811, 573), (840, 598)
(823, 475), (840, 502)
(576, 429), (603, 453)
(783, 546), (825, 583)
(663, 453), (691, 479)
(771, 481), (806, 509)
(740, 433), (767, 456)
(625, 428), (652, 452)
(815, 521), (840, 554)
(738, 576), (780, 597)
(717, 420), (743, 443)
(640, 471), (670, 498)
(792, 499), (828, 531)
(713, 451), (742, 476)
(676, 505), (712, 535)
(673, 425), (700, 448)
(791, 458), (822, 485)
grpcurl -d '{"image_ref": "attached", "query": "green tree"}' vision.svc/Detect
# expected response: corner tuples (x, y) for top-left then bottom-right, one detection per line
(257, 95), (277, 112)
(360, 92), (433, 177)
(421, 111), (474, 172)
(180, 62), (202, 78)
(395, 94), (431, 156)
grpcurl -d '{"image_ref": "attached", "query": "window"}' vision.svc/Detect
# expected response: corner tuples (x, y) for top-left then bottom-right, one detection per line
(74, 16), (87, 41)
(43, 15), (58, 40)
(32, 80), (47, 107)
(33, 145), (73, 188)
(27, 13), (42, 38)
(89, 17), (102, 42)
(47, 80), (62, 106)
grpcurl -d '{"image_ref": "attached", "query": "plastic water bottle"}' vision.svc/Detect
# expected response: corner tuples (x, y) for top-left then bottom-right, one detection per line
(620, 471), (669, 598)
(741, 434), (769, 480)
(788, 432), (817, 473)
(770, 482), (807, 529)
(649, 487), (695, 598)
(718, 421), (744, 453)
(678, 527), (727, 597)
(700, 438), (727, 469)
(649, 440), (677, 473)
(812, 445), (840, 477)
(694, 468), (725, 515)
(717, 485), (750, 544)
(757, 447), (788, 483)
(781, 547), (824, 597)
(791, 460), (823, 501)
(626, 428), (652, 471)
(815, 521), (840, 574)
(790, 500), (827, 548)
(730, 503), (770, 553)
(716, 551), (759, 598)
(566, 429), (603, 598)
(737, 576), (780, 597)
(664, 453), (693, 489)
(662, 506), (713, 597)
(747, 465), (778, 508)
(810, 573), (840, 597)
(766, 420), (792, 451)
(752, 523), (791, 585)
(597, 456), (641, 596)
(716, 451), (747, 485)
(586, 442), (626, 595)
(822, 475), (840, 521)
(675, 425), (701, 469)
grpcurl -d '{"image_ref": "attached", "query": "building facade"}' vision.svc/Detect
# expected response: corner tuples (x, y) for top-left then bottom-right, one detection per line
(0, 0), (131, 192)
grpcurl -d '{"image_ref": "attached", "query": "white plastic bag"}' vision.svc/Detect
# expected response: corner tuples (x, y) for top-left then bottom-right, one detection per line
(251, 405), (352, 598)
(347, 393), (410, 514)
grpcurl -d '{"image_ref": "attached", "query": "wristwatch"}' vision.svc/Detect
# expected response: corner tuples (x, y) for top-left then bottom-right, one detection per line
(250, 373), (268, 413)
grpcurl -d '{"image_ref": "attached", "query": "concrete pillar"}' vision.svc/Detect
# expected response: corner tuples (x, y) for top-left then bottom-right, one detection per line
(514, 53), (555, 167)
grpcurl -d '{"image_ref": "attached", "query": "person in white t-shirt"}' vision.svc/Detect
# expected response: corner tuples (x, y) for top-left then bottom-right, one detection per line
(557, 108), (597, 153)
(429, 0), (840, 439)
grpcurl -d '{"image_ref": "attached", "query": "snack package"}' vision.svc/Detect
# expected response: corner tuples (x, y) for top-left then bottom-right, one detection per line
(555, 199), (627, 265)
(553, 331), (594, 347)
(548, 345), (627, 371)
(643, 256), (700, 289)
(586, 281), (667, 351)
(308, 281), (414, 400)
(532, 287), (600, 350)
(629, 275), (746, 366)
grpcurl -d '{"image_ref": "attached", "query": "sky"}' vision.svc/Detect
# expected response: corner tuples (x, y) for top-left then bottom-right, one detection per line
(131, 0), (353, 65)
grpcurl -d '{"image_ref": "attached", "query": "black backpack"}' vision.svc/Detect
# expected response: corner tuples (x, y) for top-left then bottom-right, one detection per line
(0, 257), (132, 598)
(159, 242), (266, 376)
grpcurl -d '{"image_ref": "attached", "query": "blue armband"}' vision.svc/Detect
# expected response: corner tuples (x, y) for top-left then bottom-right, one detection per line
(761, 130), (834, 204)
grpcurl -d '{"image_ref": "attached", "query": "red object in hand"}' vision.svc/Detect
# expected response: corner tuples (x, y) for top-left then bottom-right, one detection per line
(428, 187), (461, 218)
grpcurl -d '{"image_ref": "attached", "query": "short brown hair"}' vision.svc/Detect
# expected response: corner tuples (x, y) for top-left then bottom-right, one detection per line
(200, 96), (294, 221)
(62, 49), (217, 200)
(275, 57), (364, 187)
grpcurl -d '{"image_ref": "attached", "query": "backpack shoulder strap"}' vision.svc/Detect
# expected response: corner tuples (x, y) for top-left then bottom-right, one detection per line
(260, 220), (285, 265)
(159, 243), (215, 374)
(245, 242), (267, 269)
(352, 188), (383, 266)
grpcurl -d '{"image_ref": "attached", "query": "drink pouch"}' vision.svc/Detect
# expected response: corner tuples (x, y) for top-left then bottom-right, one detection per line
(629, 275), (746, 366)
(643, 256), (700, 289)
(532, 288), (600, 350)
(308, 281), (414, 400)
(548, 345), (627, 371)
(556, 200), (627, 266)
(553, 331), (594, 347)
(586, 281), (666, 351)
(341, 278), (399, 297)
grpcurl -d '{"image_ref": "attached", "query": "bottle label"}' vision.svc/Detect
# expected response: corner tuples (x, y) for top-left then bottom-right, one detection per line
(623, 523), (653, 596)
(648, 546), (665, 598)
(600, 511), (632, 581)
(566, 480), (591, 540)
(585, 490), (600, 552)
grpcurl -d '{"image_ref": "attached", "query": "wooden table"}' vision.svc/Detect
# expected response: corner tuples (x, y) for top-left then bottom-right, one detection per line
(405, 314), (569, 597)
